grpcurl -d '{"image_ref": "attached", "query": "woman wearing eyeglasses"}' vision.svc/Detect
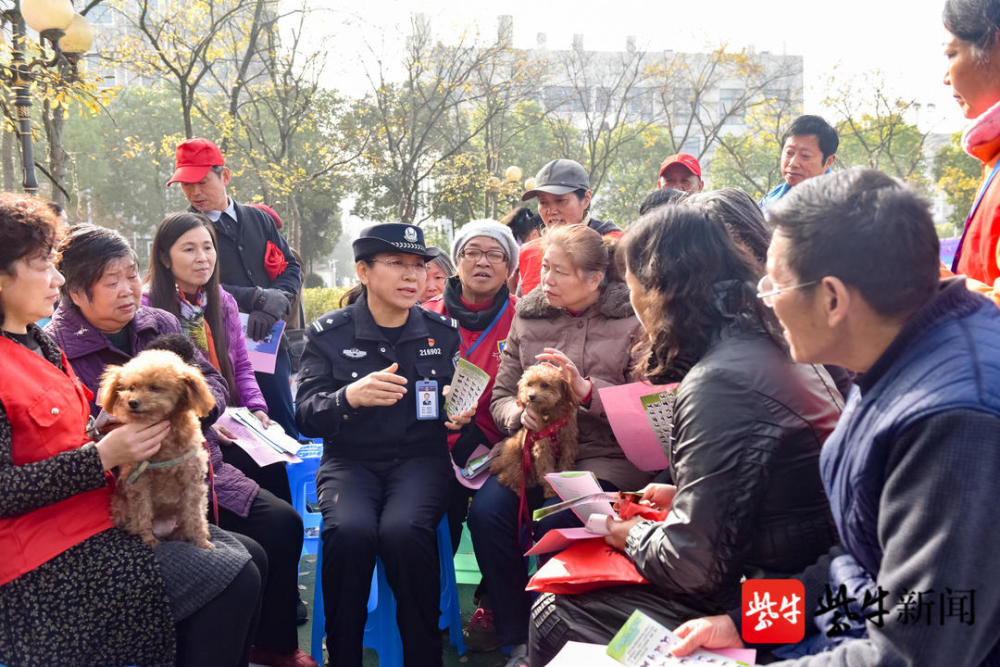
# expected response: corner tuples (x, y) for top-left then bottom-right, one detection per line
(528, 203), (844, 665)
(421, 220), (520, 651)
(295, 223), (473, 667)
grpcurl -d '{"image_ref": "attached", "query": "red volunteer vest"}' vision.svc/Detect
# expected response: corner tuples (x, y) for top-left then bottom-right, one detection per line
(0, 337), (114, 586)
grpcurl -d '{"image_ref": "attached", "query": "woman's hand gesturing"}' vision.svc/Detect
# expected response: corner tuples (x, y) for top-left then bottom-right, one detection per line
(345, 363), (408, 408)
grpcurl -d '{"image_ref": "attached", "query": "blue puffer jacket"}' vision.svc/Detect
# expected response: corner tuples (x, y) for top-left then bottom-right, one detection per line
(774, 278), (1000, 666)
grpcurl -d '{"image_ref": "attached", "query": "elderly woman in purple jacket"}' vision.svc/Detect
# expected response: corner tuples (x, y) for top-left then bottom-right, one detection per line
(140, 212), (293, 504)
(45, 224), (315, 667)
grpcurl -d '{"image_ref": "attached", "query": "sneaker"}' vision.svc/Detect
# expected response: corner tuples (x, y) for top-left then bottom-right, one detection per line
(463, 606), (500, 652)
(248, 647), (319, 667)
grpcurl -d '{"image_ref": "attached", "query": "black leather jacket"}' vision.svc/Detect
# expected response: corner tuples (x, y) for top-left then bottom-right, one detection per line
(625, 324), (843, 614)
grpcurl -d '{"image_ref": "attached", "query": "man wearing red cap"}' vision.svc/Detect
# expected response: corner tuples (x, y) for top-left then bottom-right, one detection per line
(657, 153), (704, 193)
(168, 138), (302, 447)
(167, 138), (314, 667)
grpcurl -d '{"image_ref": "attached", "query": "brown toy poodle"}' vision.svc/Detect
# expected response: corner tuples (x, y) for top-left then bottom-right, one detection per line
(492, 363), (579, 497)
(98, 348), (216, 548)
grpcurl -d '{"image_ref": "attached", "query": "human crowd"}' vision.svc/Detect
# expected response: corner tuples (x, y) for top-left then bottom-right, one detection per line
(2, 0), (1000, 665)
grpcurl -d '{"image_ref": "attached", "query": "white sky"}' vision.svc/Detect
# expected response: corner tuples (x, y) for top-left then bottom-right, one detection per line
(304, 0), (966, 135)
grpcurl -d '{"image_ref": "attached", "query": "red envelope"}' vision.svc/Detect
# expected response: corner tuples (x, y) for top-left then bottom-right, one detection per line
(526, 539), (648, 595)
(264, 241), (288, 281)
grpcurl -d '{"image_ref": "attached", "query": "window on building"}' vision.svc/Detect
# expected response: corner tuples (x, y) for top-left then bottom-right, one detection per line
(672, 88), (693, 128)
(628, 87), (653, 121)
(679, 137), (701, 156)
(719, 88), (746, 124)
(593, 87), (611, 112)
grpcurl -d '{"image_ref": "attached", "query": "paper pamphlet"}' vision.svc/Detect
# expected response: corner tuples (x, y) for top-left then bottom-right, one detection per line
(443, 358), (491, 417)
(532, 492), (622, 522)
(607, 610), (756, 666)
(215, 407), (302, 466)
(524, 526), (600, 556)
(452, 444), (495, 490)
(599, 382), (677, 472)
(526, 488), (642, 556)
(547, 641), (621, 666)
(239, 313), (286, 374)
(543, 471), (617, 525)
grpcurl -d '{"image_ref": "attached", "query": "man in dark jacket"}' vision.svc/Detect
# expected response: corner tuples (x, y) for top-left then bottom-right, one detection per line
(671, 168), (1000, 666)
(167, 138), (303, 450)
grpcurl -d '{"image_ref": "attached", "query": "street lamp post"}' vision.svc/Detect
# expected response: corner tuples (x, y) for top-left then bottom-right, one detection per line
(1, 0), (92, 195)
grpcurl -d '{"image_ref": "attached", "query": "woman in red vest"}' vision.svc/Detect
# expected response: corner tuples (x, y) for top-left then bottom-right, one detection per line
(0, 194), (258, 666)
(943, 0), (1000, 285)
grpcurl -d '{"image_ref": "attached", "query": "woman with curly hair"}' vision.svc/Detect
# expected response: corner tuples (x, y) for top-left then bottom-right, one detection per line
(528, 203), (844, 664)
(0, 195), (260, 666)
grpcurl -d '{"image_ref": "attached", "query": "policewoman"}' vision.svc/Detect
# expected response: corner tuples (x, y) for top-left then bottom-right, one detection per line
(295, 223), (473, 667)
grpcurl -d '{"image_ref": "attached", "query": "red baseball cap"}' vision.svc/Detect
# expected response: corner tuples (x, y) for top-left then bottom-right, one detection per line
(167, 137), (225, 186)
(658, 153), (702, 182)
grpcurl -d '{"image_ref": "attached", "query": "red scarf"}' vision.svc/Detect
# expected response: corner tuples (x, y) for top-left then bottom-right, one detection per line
(518, 414), (572, 542)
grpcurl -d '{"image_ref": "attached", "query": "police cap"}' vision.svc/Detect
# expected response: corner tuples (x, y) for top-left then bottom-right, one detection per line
(353, 223), (434, 261)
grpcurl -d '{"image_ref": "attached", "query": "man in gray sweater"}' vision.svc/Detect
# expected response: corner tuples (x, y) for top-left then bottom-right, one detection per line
(671, 168), (1000, 665)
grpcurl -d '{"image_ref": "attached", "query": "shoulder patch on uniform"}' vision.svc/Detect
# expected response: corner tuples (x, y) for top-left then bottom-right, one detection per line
(420, 309), (458, 330)
(310, 309), (351, 335)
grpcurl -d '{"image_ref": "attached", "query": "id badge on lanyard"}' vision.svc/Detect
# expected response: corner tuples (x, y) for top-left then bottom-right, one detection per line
(416, 379), (439, 420)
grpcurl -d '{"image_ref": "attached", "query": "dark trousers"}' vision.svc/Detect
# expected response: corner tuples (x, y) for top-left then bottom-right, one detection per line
(175, 534), (266, 666)
(317, 454), (452, 667)
(219, 488), (303, 654)
(466, 474), (617, 646)
(529, 585), (697, 666)
(446, 477), (474, 554)
(255, 343), (298, 442)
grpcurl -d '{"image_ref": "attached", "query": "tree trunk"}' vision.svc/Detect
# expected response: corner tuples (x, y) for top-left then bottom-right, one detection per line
(42, 100), (69, 207)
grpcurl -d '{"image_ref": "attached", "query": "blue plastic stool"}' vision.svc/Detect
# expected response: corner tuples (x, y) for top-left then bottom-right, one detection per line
(310, 517), (466, 662)
(288, 441), (323, 557)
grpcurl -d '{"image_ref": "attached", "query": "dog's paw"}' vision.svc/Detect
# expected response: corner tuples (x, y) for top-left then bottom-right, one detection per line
(141, 535), (161, 548)
(195, 539), (215, 550)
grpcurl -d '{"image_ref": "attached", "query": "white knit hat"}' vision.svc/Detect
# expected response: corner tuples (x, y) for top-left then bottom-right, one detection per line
(451, 219), (519, 277)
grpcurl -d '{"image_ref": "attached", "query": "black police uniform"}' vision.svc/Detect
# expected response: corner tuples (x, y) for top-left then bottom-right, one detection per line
(295, 225), (461, 667)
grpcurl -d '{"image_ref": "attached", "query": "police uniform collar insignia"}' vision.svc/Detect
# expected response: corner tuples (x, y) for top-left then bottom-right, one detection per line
(342, 347), (367, 359)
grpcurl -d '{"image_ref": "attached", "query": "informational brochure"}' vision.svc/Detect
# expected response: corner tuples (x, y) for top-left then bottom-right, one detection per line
(215, 407), (302, 466)
(607, 610), (757, 666)
(547, 641), (622, 666)
(524, 526), (600, 556)
(443, 358), (491, 417)
(239, 313), (286, 374)
(522, 474), (617, 555)
(527, 487), (645, 556)
(598, 382), (678, 471)
(543, 471), (617, 525)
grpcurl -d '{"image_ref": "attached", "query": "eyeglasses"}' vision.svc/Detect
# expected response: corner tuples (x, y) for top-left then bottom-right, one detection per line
(756, 275), (818, 307)
(371, 258), (428, 274)
(460, 248), (507, 264)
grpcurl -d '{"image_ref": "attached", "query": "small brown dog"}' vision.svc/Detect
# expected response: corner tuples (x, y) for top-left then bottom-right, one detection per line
(98, 349), (216, 549)
(492, 363), (579, 497)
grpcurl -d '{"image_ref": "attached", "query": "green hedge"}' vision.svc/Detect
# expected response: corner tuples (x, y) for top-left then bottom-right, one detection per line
(303, 286), (350, 325)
